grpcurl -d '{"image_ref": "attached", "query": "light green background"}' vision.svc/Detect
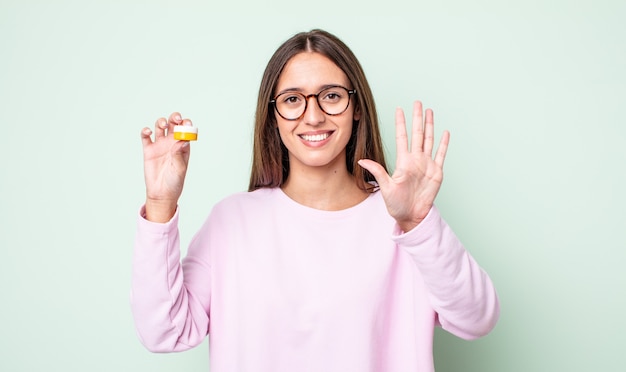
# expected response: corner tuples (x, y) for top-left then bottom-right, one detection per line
(1, 0), (624, 371)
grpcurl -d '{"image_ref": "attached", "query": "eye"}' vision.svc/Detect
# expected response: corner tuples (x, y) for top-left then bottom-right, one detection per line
(281, 94), (303, 105)
(320, 88), (344, 103)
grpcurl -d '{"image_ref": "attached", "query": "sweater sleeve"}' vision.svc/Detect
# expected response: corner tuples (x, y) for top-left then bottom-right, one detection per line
(130, 206), (211, 352)
(392, 206), (500, 340)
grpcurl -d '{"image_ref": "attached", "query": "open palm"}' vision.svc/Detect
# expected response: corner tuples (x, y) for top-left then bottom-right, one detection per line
(358, 101), (449, 232)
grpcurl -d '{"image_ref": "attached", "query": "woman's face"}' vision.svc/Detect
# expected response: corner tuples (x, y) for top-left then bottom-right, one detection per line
(274, 52), (358, 174)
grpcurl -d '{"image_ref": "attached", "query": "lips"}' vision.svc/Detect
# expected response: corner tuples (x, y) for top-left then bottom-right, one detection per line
(299, 132), (332, 142)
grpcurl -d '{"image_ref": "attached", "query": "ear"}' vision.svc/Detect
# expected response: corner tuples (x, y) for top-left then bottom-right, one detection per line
(353, 105), (361, 121)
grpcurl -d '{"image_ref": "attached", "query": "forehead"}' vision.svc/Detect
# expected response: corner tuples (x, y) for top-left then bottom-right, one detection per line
(276, 52), (350, 91)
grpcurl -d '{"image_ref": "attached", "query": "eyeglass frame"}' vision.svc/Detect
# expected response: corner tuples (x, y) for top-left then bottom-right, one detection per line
(269, 85), (357, 121)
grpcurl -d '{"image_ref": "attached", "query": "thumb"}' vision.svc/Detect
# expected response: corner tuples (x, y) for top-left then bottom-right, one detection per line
(358, 159), (390, 189)
(169, 141), (191, 169)
(171, 140), (190, 155)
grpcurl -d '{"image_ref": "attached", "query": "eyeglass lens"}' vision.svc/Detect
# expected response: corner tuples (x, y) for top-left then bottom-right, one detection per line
(274, 86), (352, 120)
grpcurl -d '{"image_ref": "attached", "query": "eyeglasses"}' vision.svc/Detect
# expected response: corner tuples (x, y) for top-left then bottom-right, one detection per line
(270, 85), (357, 121)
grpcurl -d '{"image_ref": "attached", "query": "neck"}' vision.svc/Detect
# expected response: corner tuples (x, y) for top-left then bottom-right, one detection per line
(281, 163), (368, 211)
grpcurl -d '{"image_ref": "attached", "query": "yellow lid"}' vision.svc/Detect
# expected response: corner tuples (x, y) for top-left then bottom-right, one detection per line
(173, 125), (198, 141)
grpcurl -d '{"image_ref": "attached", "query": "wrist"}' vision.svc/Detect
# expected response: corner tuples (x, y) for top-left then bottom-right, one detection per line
(397, 219), (422, 233)
(144, 198), (178, 223)
(396, 205), (432, 232)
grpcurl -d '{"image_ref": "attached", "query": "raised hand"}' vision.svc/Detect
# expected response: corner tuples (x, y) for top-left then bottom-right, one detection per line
(140, 112), (193, 222)
(358, 101), (449, 232)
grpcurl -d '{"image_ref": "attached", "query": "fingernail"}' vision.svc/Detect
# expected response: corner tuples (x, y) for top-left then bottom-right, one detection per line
(181, 142), (190, 148)
(175, 114), (182, 122)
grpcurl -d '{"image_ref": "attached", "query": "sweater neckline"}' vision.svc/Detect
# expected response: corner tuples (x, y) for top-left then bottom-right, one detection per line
(271, 186), (380, 217)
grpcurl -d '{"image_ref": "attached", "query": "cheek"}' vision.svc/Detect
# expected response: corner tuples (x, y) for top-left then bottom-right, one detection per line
(337, 121), (355, 148)
(276, 121), (295, 144)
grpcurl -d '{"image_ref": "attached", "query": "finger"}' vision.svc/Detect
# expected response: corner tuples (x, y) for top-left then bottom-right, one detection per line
(357, 159), (390, 190)
(166, 112), (183, 134)
(140, 127), (153, 147)
(154, 117), (168, 139)
(395, 107), (409, 158)
(410, 101), (424, 153)
(423, 108), (435, 156)
(434, 130), (450, 168)
(168, 112), (183, 126)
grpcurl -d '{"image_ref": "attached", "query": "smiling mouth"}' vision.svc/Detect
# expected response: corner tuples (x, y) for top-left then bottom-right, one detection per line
(299, 132), (331, 142)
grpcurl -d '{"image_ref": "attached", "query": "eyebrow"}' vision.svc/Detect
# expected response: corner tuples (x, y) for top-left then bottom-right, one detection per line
(275, 84), (347, 96)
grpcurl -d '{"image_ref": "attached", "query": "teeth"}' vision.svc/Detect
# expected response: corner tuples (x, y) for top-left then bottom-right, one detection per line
(300, 133), (330, 142)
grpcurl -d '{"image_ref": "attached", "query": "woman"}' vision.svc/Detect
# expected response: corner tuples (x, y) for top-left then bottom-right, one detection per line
(132, 29), (499, 372)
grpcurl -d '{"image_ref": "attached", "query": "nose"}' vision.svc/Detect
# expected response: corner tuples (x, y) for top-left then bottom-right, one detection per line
(302, 95), (325, 126)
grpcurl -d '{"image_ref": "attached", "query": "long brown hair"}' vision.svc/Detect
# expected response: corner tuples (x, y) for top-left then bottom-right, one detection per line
(248, 29), (387, 192)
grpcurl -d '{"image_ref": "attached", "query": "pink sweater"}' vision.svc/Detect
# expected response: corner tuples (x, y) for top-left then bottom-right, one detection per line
(131, 188), (499, 372)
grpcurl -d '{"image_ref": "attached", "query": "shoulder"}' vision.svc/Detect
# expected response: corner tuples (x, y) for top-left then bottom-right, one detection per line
(210, 187), (280, 216)
(195, 188), (280, 235)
